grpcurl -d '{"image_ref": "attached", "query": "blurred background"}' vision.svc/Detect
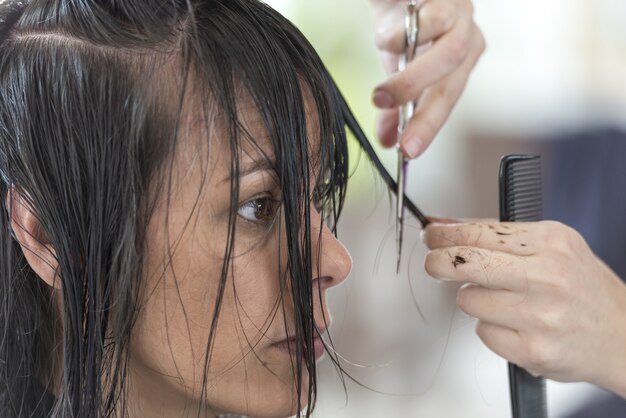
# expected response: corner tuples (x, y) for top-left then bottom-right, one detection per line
(265, 1), (626, 417)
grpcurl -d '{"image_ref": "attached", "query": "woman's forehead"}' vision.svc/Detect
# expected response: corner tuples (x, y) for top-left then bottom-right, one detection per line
(216, 92), (322, 170)
(172, 91), (325, 192)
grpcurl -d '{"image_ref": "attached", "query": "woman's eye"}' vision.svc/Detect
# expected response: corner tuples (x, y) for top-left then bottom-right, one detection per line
(237, 196), (279, 226)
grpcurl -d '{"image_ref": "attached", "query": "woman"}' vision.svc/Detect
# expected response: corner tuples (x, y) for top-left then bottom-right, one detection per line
(0, 0), (483, 417)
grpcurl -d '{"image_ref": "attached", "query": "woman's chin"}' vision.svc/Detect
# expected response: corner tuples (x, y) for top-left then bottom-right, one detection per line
(219, 374), (312, 418)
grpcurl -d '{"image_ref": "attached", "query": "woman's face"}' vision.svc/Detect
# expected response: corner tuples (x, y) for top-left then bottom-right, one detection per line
(127, 98), (352, 418)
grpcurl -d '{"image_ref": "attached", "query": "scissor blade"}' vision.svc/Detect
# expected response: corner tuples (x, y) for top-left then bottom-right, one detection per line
(396, 153), (407, 273)
(396, 1), (419, 273)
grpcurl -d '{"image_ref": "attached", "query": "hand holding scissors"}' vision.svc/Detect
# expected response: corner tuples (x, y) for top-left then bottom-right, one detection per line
(370, 0), (485, 159)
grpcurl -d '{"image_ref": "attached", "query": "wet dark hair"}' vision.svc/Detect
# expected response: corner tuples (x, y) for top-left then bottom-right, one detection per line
(0, 0), (424, 417)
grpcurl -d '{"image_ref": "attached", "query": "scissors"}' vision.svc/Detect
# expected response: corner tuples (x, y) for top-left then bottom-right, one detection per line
(396, 0), (420, 272)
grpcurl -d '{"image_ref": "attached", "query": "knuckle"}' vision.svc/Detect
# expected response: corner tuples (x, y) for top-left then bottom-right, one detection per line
(531, 253), (570, 292)
(430, 4), (456, 34)
(545, 267), (571, 293)
(456, 285), (472, 310)
(446, 37), (470, 66)
(532, 307), (564, 332)
(535, 265), (573, 304)
(433, 83), (454, 107)
(393, 76), (419, 103)
(475, 321), (488, 340)
(417, 115), (439, 139)
(523, 335), (554, 371)
(565, 226), (585, 252)
(424, 251), (434, 270)
(475, 27), (487, 53)
(389, 30), (407, 54)
(539, 219), (560, 229)
(563, 225), (585, 254)
(561, 224), (582, 248)
(543, 221), (583, 254)
(424, 251), (440, 277)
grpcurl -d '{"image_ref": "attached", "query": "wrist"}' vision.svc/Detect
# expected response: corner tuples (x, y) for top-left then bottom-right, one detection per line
(596, 332), (626, 398)
(592, 277), (626, 398)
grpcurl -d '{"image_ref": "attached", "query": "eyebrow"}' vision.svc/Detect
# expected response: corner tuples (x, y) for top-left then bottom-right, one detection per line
(220, 158), (276, 184)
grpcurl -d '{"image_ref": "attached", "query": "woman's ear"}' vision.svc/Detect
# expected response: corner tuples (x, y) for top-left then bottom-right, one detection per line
(6, 188), (60, 289)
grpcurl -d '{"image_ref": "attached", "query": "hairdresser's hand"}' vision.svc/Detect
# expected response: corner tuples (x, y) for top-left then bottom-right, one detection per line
(369, 0), (484, 158)
(422, 220), (626, 397)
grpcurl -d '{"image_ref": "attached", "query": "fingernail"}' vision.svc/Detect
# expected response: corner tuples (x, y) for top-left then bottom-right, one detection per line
(429, 275), (453, 283)
(373, 89), (394, 109)
(401, 137), (423, 159)
(420, 230), (426, 243)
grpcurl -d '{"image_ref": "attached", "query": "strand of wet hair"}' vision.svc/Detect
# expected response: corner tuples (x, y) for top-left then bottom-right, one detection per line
(337, 91), (430, 228)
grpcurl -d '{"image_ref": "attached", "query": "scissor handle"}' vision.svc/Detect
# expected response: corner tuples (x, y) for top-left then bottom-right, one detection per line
(397, 3), (420, 134)
(405, 2), (419, 64)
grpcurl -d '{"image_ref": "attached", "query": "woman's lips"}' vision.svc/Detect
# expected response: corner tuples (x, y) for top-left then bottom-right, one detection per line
(272, 334), (326, 360)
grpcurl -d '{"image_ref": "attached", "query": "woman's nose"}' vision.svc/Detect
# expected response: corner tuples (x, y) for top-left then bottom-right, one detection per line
(310, 207), (352, 290)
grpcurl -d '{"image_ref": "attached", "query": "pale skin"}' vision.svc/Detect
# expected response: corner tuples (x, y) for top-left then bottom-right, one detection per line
(422, 220), (626, 398)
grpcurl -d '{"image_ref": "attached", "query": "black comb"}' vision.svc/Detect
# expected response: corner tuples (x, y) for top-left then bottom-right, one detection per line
(499, 155), (547, 418)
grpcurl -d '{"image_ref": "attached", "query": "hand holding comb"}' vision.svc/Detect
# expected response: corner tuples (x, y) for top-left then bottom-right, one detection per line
(499, 155), (548, 418)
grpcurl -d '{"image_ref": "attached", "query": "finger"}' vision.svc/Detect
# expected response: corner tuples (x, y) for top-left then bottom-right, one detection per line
(379, 50), (400, 76)
(373, 9), (473, 109)
(526, 369), (543, 378)
(419, 216), (496, 242)
(375, 0), (458, 54)
(475, 321), (527, 367)
(376, 108), (399, 148)
(374, 2), (406, 53)
(425, 246), (531, 291)
(426, 216), (462, 224)
(423, 220), (537, 256)
(425, 216), (498, 224)
(399, 24), (485, 158)
(457, 284), (530, 331)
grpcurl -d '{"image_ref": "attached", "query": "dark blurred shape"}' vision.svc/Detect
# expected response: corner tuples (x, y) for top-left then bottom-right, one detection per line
(560, 389), (626, 418)
(542, 128), (626, 417)
(544, 129), (626, 279)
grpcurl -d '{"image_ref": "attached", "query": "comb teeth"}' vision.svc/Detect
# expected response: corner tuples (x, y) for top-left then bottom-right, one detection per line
(500, 156), (543, 222)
